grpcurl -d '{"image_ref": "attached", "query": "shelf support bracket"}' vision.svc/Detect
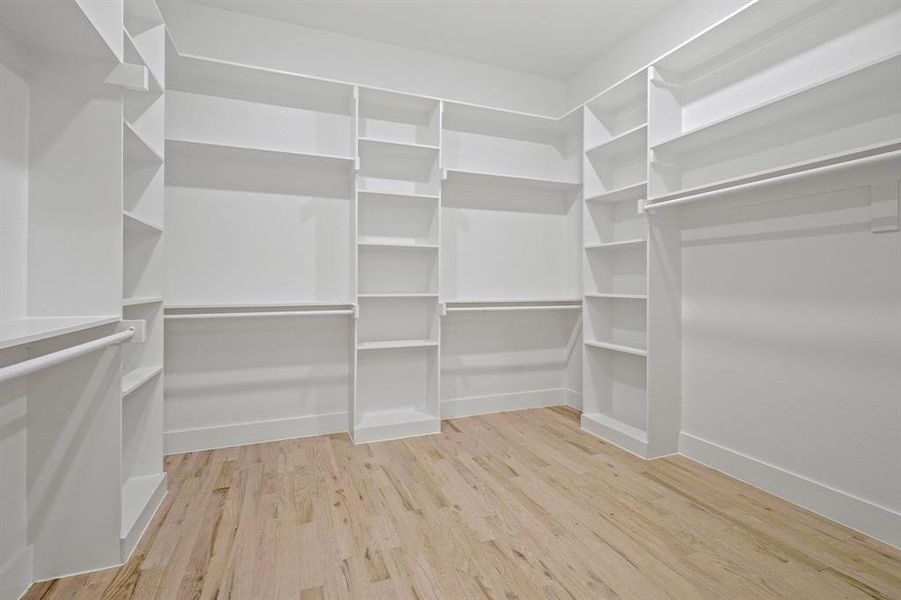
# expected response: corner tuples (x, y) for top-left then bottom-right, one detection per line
(439, 302), (446, 317)
(105, 63), (148, 92)
(869, 181), (899, 233)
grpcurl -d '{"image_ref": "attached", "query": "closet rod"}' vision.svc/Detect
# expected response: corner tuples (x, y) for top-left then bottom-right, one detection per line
(445, 305), (581, 312)
(165, 309), (354, 320)
(0, 328), (135, 384)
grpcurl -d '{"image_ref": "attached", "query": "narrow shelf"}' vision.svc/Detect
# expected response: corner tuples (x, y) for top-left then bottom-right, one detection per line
(124, 210), (163, 234)
(584, 340), (647, 357)
(585, 181), (646, 204)
(581, 412), (648, 457)
(355, 407), (438, 432)
(443, 168), (580, 192)
(358, 293), (439, 299)
(358, 239), (439, 249)
(647, 139), (901, 207)
(123, 296), (163, 307)
(357, 137), (440, 152)
(121, 472), (166, 537)
(125, 121), (164, 166)
(358, 189), (439, 202)
(585, 239), (646, 250)
(585, 293), (648, 301)
(357, 339), (439, 351)
(652, 52), (901, 156)
(585, 123), (648, 159)
(0, 316), (120, 351)
(122, 366), (162, 397)
(123, 28), (162, 94)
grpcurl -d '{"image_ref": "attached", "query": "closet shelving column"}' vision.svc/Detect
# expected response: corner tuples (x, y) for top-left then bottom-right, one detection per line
(580, 70), (661, 458)
(352, 89), (442, 443)
(120, 0), (167, 559)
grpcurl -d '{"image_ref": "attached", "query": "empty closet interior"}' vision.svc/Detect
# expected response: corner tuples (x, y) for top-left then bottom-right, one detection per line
(0, 0), (899, 595)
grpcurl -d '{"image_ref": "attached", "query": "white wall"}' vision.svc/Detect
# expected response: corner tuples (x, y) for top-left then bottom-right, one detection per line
(678, 188), (901, 548)
(160, 0), (568, 117)
(566, 0), (751, 109)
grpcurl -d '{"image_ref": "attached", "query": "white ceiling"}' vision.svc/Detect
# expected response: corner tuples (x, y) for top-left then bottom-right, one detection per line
(185, 0), (676, 80)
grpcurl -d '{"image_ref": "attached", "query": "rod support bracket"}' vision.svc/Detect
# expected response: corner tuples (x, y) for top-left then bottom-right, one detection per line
(120, 320), (146, 344)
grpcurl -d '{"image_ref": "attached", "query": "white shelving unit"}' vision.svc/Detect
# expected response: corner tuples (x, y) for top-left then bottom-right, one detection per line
(353, 89), (443, 443)
(120, 0), (166, 561)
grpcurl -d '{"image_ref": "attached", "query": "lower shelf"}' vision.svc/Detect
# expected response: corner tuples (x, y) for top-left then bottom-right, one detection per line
(353, 407), (440, 444)
(581, 412), (648, 458)
(122, 365), (162, 397)
(584, 340), (647, 357)
(120, 472), (167, 558)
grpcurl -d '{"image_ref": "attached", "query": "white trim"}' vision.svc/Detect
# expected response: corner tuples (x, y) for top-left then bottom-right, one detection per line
(120, 474), (168, 562)
(0, 545), (31, 600)
(441, 388), (571, 419)
(679, 432), (901, 550)
(164, 412), (349, 454)
(562, 388), (582, 411)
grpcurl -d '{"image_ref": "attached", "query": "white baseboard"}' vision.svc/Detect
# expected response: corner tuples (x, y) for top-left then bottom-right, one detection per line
(165, 412), (349, 454)
(441, 388), (572, 419)
(0, 545), (31, 600)
(120, 474), (167, 562)
(562, 388), (582, 411)
(680, 432), (901, 550)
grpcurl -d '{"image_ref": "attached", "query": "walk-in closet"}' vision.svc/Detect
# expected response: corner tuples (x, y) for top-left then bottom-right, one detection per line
(1, 1), (899, 598)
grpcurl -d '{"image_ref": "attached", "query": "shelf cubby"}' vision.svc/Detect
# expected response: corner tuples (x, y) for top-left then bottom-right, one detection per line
(358, 88), (440, 146)
(584, 295), (647, 354)
(583, 347), (648, 432)
(358, 190), (439, 247)
(357, 296), (439, 345)
(357, 244), (439, 295)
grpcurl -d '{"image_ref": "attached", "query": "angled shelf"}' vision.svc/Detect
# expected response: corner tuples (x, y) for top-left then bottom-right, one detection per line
(585, 239), (646, 251)
(122, 365), (162, 397)
(125, 121), (164, 166)
(358, 189), (439, 202)
(123, 29), (162, 94)
(586, 123), (648, 160)
(0, 316), (120, 351)
(122, 296), (163, 307)
(585, 181), (646, 204)
(166, 137), (354, 170)
(584, 340), (647, 357)
(124, 210), (163, 234)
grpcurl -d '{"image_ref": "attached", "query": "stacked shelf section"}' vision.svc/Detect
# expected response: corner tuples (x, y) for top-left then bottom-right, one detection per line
(647, 0), (901, 206)
(120, 0), (166, 559)
(581, 70), (655, 457)
(353, 89), (442, 443)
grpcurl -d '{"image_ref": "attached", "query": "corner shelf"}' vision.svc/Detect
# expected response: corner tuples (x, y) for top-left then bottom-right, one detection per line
(584, 340), (647, 357)
(122, 365), (162, 397)
(443, 168), (580, 192)
(585, 181), (646, 204)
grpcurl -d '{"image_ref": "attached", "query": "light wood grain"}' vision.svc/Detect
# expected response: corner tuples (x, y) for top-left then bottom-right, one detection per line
(24, 407), (901, 599)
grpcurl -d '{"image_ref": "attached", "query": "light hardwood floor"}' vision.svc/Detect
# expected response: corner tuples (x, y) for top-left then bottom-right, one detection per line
(24, 407), (901, 599)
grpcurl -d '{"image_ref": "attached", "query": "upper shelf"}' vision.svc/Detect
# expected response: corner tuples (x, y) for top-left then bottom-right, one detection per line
(166, 138), (354, 172)
(167, 51), (354, 115)
(0, 316), (120, 351)
(0, 0), (120, 63)
(586, 124), (647, 161)
(652, 52), (901, 156)
(585, 71), (647, 118)
(585, 181), (646, 204)
(443, 101), (580, 144)
(443, 168), (580, 192)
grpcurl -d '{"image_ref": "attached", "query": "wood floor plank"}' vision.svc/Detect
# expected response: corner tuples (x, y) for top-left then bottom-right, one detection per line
(23, 408), (901, 599)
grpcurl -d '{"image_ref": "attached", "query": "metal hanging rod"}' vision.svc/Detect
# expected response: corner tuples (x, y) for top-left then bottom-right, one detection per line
(445, 305), (582, 313)
(0, 328), (135, 384)
(164, 309), (354, 320)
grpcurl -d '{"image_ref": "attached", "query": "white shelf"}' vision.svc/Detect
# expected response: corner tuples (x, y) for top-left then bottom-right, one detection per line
(444, 297), (582, 305)
(357, 339), (439, 351)
(122, 366), (162, 397)
(443, 168), (580, 192)
(585, 293), (648, 301)
(0, 316), (120, 351)
(358, 189), (439, 202)
(354, 407), (439, 438)
(123, 29), (162, 94)
(164, 301), (354, 310)
(584, 340), (647, 357)
(123, 296), (163, 307)
(652, 53), (901, 156)
(585, 123), (648, 159)
(358, 293), (439, 299)
(358, 137), (440, 152)
(585, 239), (646, 251)
(121, 472), (166, 538)
(581, 412), (648, 458)
(124, 211), (163, 234)
(125, 121), (164, 166)
(166, 138), (354, 172)
(648, 139), (901, 206)
(0, 1), (120, 63)
(585, 181), (646, 204)
(358, 239), (439, 249)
